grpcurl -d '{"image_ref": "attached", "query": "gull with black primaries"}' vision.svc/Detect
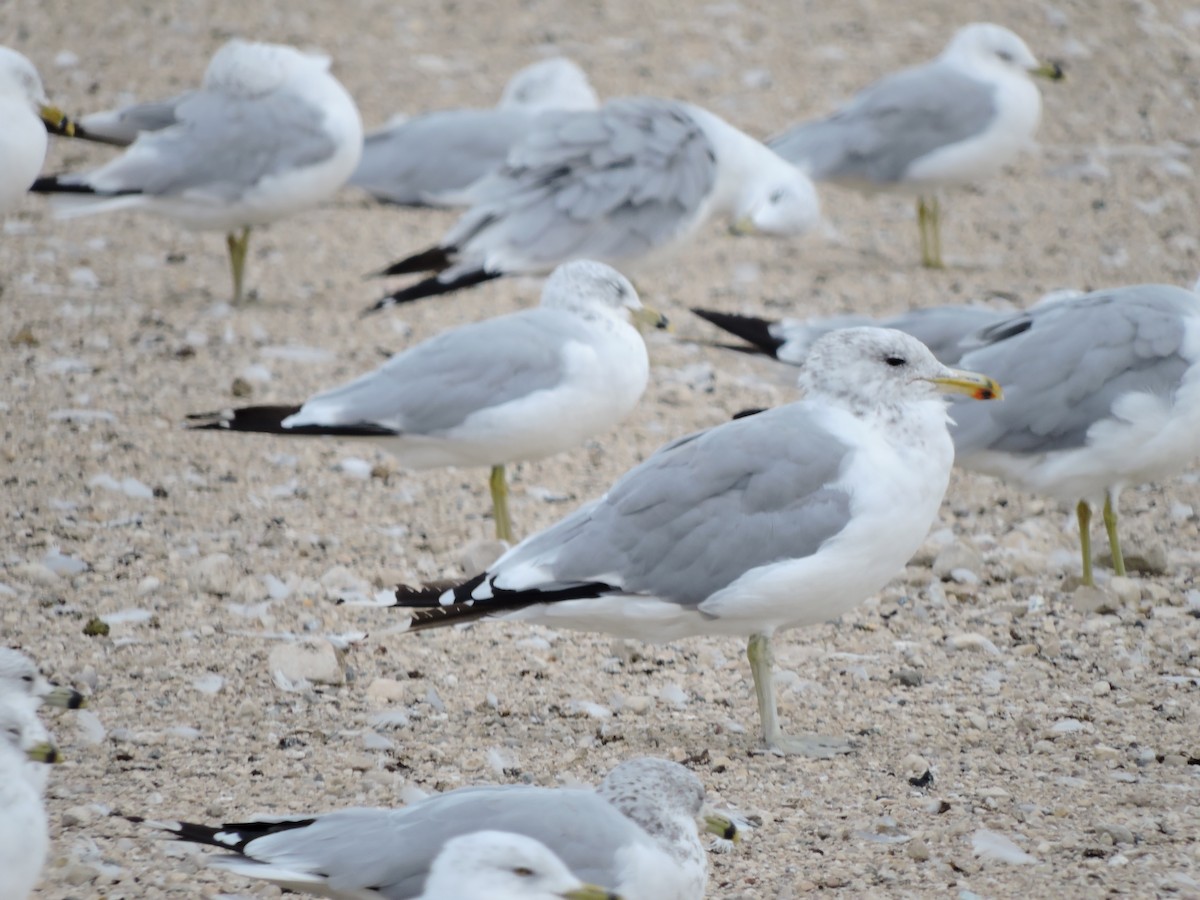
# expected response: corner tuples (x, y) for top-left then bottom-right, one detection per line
(132, 757), (729, 899)
(769, 23), (1063, 268)
(188, 261), (665, 543)
(366, 95), (820, 313)
(0, 47), (74, 213)
(389, 327), (1000, 756)
(30, 39), (363, 304)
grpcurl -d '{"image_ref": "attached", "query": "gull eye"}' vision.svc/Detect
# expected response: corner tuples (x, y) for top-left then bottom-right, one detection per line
(513, 867), (535, 877)
(769, 189), (784, 203)
(996, 49), (1015, 62)
(885, 356), (906, 367)
(22, 674), (34, 683)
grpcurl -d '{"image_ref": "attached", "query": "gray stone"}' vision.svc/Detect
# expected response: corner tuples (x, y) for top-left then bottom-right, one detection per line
(267, 639), (345, 685)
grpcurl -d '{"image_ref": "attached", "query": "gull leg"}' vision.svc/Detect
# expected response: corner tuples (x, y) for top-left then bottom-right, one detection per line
(918, 196), (944, 269)
(1076, 500), (1094, 587)
(1103, 492), (1126, 577)
(489, 464), (514, 543)
(226, 227), (252, 304)
(929, 196), (943, 269)
(747, 633), (851, 758)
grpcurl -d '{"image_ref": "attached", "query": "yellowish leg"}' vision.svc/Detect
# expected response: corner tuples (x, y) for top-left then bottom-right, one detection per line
(226, 227), (252, 304)
(489, 464), (514, 543)
(918, 196), (944, 269)
(1076, 500), (1094, 587)
(1103, 493), (1126, 577)
(747, 633), (850, 758)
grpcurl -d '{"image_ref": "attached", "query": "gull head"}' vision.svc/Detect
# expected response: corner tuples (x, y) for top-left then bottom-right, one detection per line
(499, 57), (599, 113)
(542, 260), (668, 331)
(0, 697), (60, 766)
(731, 166), (821, 237)
(943, 23), (1063, 81)
(797, 327), (1002, 409)
(0, 648), (86, 710)
(424, 831), (618, 900)
(0, 46), (71, 131)
(205, 39), (332, 97)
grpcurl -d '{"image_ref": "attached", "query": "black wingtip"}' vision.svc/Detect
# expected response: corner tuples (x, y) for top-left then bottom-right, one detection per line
(361, 269), (501, 316)
(368, 245), (454, 279)
(29, 175), (96, 195)
(691, 308), (784, 357)
(186, 405), (399, 438)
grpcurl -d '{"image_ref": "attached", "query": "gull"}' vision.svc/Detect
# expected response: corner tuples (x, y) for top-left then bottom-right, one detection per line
(0, 47), (73, 213)
(30, 39), (363, 303)
(132, 757), (732, 899)
(947, 283), (1200, 586)
(350, 57), (600, 206)
(692, 304), (1007, 366)
(365, 96), (820, 313)
(768, 23), (1063, 268)
(0, 697), (60, 900)
(388, 328), (1000, 756)
(419, 832), (618, 900)
(187, 261), (665, 542)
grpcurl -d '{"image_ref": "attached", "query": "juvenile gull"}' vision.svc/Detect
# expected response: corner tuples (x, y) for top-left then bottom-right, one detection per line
(389, 328), (1000, 755)
(188, 261), (665, 542)
(133, 757), (730, 899)
(366, 96), (820, 312)
(350, 57), (600, 206)
(948, 283), (1200, 586)
(769, 23), (1062, 268)
(0, 47), (73, 213)
(0, 698), (60, 900)
(30, 39), (363, 303)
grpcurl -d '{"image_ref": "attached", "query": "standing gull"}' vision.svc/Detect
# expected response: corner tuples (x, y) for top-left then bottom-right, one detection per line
(0, 47), (73, 213)
(350, 57), (600, 206)
(132, 757), (730, 899)
(188, 261), (665, 542)
(947, 283), (1200, 586)
(365, 96), (820, 313)
(30, 39), (363, 303)
(769, 23), (1062, 268)
(389, 328), (1000, 756)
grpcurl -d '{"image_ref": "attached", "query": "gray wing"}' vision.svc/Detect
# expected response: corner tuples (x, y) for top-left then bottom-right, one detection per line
(77, 93), (192, 145)
(503, 403), (854, 606)
(349, 108), (533, 205)
(443, 96), (718, 268)
(951, 285), (1197, 456)
(768, 64), (997, 184)
(289, 310), (578, 434)
(231, 787), (640, 898)
(80, 85), (335, 200)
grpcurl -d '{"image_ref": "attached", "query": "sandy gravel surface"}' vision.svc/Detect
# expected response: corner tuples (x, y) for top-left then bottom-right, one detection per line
(4, 0), (1200, 896)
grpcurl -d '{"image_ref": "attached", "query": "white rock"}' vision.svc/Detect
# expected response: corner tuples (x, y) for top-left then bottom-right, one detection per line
(945, 633), (1002, 655)
(192, 674), (224, 695)
(972, 829), (1038, 865)
(268, 639), (344, 685)
(338, 457), (373, 480)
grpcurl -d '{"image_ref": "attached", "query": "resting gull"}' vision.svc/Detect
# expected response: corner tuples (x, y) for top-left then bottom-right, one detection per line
(769, 23), (1062, 268)
(30, 39), (363, 303)
(0, 647), (86, 711)
(350, 57), (600, 206)
(132, 757), (731, 899)
(188, 260), (665, 542)
(365, 96), (820, 313)
(0, 697), (60, 900)
(388, 327), (1001, 756)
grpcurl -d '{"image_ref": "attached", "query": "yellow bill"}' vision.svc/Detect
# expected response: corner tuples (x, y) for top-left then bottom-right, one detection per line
(630, 305), (670, 333)
(704, 812), (741, 843)
(26, 740), (60, 765)
(562, 884), (622, 900)
(926, 369), (1003, 402)
(1032, 61), (1064, 81)
(39, 104), (76, 137)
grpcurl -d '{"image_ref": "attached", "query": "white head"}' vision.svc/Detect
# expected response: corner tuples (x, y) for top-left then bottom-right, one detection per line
(422, 831), (614, 900)
(0, 46), (48, 107)
(499, 58), (599, 112)
(797, 327), (1001, 413)
(941, 23), (1062, 81)
(0, 648), (85, 710)
(541, 260), (667, 330)
(204, 39), (331, 97)
(0, 697), (58, 768)
(733, 165), (822, 237)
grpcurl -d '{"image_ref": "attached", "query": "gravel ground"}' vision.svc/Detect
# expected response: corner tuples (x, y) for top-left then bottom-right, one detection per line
(4, 0), (1200, 897)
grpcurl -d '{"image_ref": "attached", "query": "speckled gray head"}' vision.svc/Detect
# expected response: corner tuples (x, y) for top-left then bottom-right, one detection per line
(541, 260), (668, 331)
(0, 648), (86, 709)
(796, 326), (1001, 410)
(0, 47), (48, 107)
(498, 57), (600, 113)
